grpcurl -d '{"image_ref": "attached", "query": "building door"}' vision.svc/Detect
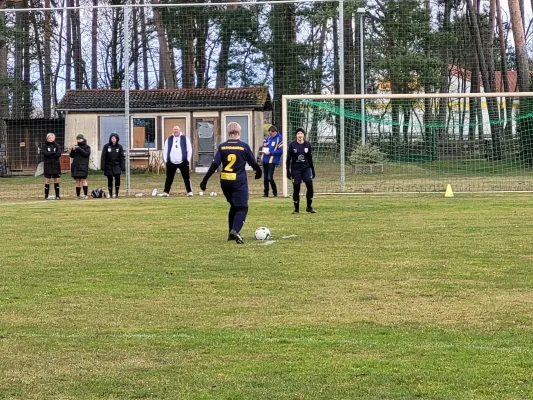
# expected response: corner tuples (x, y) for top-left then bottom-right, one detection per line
(193, 118), (219, 168)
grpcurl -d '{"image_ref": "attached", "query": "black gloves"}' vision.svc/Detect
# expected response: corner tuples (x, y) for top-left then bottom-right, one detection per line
(286, 171), (291, 180)
(200, 180), (207, 191)
(312, 169), (316, 179)
(183, 160), (189, 167)
(254, 169), (262, 180)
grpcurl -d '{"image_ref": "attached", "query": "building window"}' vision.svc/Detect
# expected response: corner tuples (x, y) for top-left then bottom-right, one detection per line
(132, 117), (156, 149)
(225, 115), (249, 144)
(100, 116), (125, 148)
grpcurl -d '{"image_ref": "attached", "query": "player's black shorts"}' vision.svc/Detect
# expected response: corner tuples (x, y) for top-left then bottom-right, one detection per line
(44, 174), (61, 179)
(221, 183), (249, 207)
(72, 175), (88, 180)
(291, 167), (313, 184)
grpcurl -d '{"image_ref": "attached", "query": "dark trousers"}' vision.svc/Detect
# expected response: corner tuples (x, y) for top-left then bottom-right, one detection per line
(107, 174), (121, 196)
(263, 163), (277, 196)
(164, 161), (192, 194)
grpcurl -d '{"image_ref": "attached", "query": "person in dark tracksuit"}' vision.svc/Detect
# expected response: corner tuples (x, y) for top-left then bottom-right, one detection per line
(101, 132), (125, 198)
(261, 125), (283, 197)
(42, 132), (62, 200)
(70, 133), (91, 199)
(286, 127), (316, 214)
(200, 122), (262, 244)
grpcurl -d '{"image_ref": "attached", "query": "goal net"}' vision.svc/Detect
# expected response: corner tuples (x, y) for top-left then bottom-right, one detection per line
(281, 92), (533, 196)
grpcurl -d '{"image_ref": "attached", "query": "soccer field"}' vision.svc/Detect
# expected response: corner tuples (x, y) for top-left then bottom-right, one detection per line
(1, 195), (532, 399)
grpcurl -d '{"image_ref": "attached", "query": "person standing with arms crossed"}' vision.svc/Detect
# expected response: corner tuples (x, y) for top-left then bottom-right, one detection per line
(70, 133), (91, 199)
(42, 132), (62, 200)
(261, 125), (283, 197)
(159, 125), (193, 197)
(286, 127), (316, 214)
(100, 132), (125, 198)
(199, 122), (262, 244)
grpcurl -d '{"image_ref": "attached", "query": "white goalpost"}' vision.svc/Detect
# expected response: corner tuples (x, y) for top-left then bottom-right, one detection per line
(281, 92), (533, 197)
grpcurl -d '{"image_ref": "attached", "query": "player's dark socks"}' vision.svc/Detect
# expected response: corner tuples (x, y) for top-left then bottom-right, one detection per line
(232, 208), (248, 234)
(54, 183), (60, 198)
(293, 201), (299, 214)
(76, 187), (81, 197)
(228, 206), (236, 233)
(229, 229), (244, 244)
(44, 184), (50, 199)
(115, 187), (120, 197)
(305, 181), (314, 209)
(108, 187), (113, 197)
(83, 186), (88, 196)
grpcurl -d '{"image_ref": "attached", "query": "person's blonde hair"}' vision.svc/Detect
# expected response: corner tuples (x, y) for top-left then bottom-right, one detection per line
(227, 122), (241, 137)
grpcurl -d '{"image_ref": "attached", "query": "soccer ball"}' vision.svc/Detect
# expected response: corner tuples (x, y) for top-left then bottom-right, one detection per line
(254, 226), (271, 240)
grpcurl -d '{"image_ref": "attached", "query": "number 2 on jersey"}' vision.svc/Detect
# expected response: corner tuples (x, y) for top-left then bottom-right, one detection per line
(224, 154), (236, 172)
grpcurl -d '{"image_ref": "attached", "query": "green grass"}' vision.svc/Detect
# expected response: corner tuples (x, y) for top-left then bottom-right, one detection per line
(1, 195), (533, 399)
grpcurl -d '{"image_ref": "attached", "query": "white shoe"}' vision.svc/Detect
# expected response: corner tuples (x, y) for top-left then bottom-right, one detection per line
(47, 196), (55, 200)
(187, 192), (193, 197)
(106, 194), (111, 199)
(151, 188), (158, 196)
(158, 192), (169, 197)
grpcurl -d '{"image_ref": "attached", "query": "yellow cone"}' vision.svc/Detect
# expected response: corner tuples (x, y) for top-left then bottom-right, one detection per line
(444, 184), (454, 197)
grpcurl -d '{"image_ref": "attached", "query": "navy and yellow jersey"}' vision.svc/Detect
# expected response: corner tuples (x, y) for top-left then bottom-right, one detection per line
(212, 139), (258, 186)
(286, 140), (315, 173)
(262, 132), (283, 165)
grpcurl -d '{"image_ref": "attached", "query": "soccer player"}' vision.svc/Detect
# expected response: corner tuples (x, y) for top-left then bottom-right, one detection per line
(286, 127), (316, 214)
(42, 133), (62, 199)
(200, 122), (262, 244)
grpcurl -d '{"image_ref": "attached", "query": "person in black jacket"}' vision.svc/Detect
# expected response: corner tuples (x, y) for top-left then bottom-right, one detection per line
(286, 127), (316, 214)
(100, 132), (125, 198)
(42, 132), (62, 200)
(70, 133), (91, 199)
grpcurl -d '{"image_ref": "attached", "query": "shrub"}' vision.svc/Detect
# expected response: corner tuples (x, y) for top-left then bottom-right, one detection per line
(348, 143), (387, 165)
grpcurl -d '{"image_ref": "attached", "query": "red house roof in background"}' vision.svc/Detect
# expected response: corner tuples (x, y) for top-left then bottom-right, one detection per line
(449, 65), (524, 92)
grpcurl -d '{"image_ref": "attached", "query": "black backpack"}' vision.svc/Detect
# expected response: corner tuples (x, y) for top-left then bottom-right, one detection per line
(91, 188), (105, 198)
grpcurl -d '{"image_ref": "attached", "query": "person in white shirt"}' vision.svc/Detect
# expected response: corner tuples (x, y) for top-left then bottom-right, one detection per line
(159, 125), (193, 197)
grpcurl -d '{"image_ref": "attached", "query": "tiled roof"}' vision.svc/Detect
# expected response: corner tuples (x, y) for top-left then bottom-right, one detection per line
(57, 87), (271, 111)
(448, 65), (529, 92)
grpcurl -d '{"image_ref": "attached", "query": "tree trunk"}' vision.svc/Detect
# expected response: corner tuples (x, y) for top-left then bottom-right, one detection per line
(215, 12), (232, 88)
(31, 10), (46, 117)
(65, 0), (72, 90)
(509, 0), (533, 165)
(91, 0), (98, 89)
(466, 0), (501, 159)
(195, 13), (208, 88)
(509, 0), (529, 92)
(181, 14), (195, 89)
(139, 0), (149, 89)
(23, 6), (31, 118)
(271, 2), (297, 127)
(0, 0), (8, 153)
(43, 0), (52, 117)
(72, 0), (84, 89)
(496, 0), (512, 142)
(132, 4), (140, 90)
(153, 0), (176, 88)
